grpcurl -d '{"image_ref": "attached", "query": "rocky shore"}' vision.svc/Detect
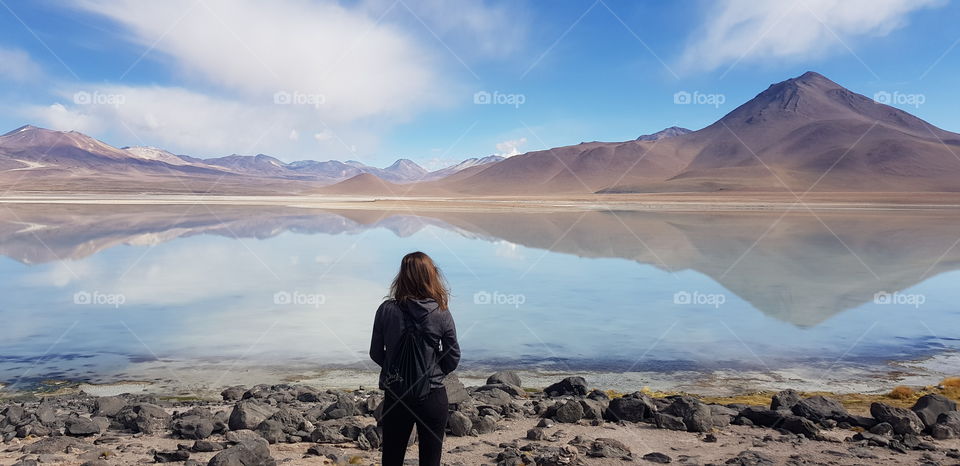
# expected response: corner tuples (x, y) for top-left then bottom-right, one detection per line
(2, 372), (959, 465)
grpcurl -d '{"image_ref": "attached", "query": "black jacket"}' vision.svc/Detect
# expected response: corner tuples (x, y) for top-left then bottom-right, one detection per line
(369, 298), (461, 389)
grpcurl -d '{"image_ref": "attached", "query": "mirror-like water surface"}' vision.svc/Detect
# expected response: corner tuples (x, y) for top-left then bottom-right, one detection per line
(1, 204), (958, 393)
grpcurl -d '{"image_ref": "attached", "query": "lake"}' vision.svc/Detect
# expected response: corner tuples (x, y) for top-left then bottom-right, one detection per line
(1, 203), (958, 395)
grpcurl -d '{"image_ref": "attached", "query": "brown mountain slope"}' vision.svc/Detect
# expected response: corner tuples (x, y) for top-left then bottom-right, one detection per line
(604, 72), (960, 193)
(407, 71), (960, 195)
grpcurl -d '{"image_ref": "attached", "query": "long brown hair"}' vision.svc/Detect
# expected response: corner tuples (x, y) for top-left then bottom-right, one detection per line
(390, 251), (450, 310)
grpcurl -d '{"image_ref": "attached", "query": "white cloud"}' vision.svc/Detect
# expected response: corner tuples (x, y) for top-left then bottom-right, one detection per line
(679, 0), (945, 73)
(0, 46), (43, 82)
(360, 0), (526, 58)
(73, 0), (441, 121)
(23, 85), (372, 158)
(495, 137), (527, 157)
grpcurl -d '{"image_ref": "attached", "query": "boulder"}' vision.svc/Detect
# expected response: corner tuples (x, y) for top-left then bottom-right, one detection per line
(472, 388), (514, 407)
(662, 396), (713, 432)
(220, 386), (246, 402)
(21, 436), (87, 454)
(208, 437), (276, 466)
(228, 401), (277, 431)
(310, 425), (349, 444)
(654, 412), (686, 431)
(726, 450), (775, 466)
(553, 400), (584, 423)
(579, 399), (606, 420)
(174, 415), (216, 440)
(642, 452), (672, 464)
(447, 411), (472, 437)
(738, 407), (788, 428)
(933, 411), (960, 439)
(911, 394), (956, 428)
(65, 416), (101, 436)
(192, 440), (225, 452)
(322, 393), (357, 420)
(791, 396), (847, 423)
(487, 371), (522, 387)
(770, 389), (802, 410)
(116, 403), (170, 434)
(92, 397), (127, 418)
(154, 450), (190, 462)
(870, 402), (924, 435)
(605, 393), (655, 422)
(265, 407), (307, 434)
(544, 377), (587, 397)
(780, 415), (821, 439)
(443, 374), (470, 405)
(255, 420), (285, 444)
(587, 437), (631, 459)
(473, 415), (497, 434)
(476, 383), (525, 398)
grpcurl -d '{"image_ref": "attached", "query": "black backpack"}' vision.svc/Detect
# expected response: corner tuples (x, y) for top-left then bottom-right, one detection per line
(383, 302), (440, 401)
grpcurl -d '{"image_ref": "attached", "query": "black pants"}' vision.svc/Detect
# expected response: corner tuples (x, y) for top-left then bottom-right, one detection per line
(381, 387), (448, 466)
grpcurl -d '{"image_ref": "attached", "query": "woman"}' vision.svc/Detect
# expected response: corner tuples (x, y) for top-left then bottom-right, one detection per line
(370, 251), (461, 466)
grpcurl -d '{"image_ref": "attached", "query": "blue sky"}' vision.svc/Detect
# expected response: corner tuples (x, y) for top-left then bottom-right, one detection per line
(0, 0), (958, 168)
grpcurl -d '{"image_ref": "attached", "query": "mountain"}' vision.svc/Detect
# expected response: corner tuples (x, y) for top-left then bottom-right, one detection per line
(6, 71), (960, 195)
(0, 126), (500, 190)
(381, 158), (428, 182)
(410, 71), (960, 195)
(423, 155), (505, 181)
(636, 126), (692, 141)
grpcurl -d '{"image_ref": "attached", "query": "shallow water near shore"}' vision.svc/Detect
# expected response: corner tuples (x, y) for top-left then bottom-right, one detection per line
(1, 203), (958, 395)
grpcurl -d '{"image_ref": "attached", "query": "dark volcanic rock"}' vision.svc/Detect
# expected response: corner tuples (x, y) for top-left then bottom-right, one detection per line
(606, 393), (656, 422)
(208, 436), (276, 466)
(116, 403), (171, 434)
(544, 377), (587, 397)
(933, 411), (960, 439)
(21, 436), (87, 454)
(654, 412), (687, 431)
(220, 386), (246, 402)
(871, 402), (924, 435)
(444, 374), (470, 405)
(588, 437), (631, 459)
(310, 425), (349, 444)
(642, 452), (672, 463)
(174, 415), (216, 440)
(192, 440), (225, 452)
(255, 419), (285, 444)
(662, 396), (714, 432)
(65, 416), (101, 436)
(322, 393), (357, 420)
(92, 396), (127, 417)
(770, 389), (802, 411)
(553, 400), (584, 423)
(487, 370), (522, 387)
(725, 450), (775, 465)
(911, 394), (957, 428)
(780, 415), (821, 439)
(154, 449), (190, 462)
(447, 411), (472, 437)
(791, 396), (847, 423)
(228, 400), (277, 431)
